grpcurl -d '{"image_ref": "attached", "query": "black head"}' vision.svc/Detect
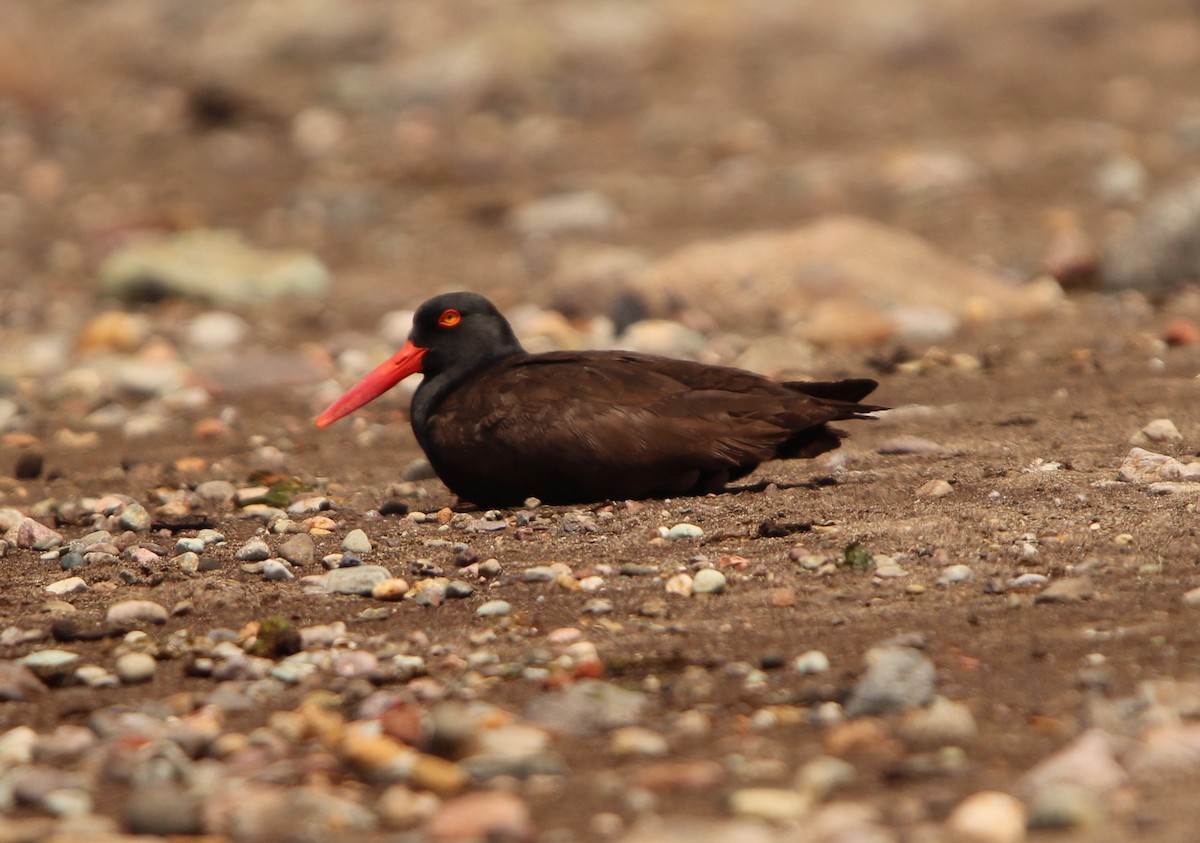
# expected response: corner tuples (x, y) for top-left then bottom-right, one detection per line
(410, 292), (525, 379)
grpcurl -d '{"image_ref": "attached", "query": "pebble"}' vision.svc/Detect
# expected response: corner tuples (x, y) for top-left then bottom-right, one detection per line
(44, 577), (87, 596)
(262, 559), (295, 581)
(235, 537), (272, 562)
(728, 787), (811, 821)
(845, 646), (937, 717)
(14, 517), (63, 550)
(0, 662), (47, 701)
(117, 503), (152, 532)
(945, 791), (1028, 843)
(279, 533), (316, 566)
(1027, 782), (1104, 829)
(938, 564), (975, 585)
(1131, 418), (1183, 446)
(58, 551), (86, 571)
(610, 726), (669, 757)
(508, 190), (621, 236)
(665, 573), (694, 596)
(692, 569), (727, 595)
(342, 528), (373, 554)
(372, 578), (410, 601)
(1119, 447), (1200, 484)
(526, 679), (647, 736)
(916, 478), (954, 498)
(424, 790), (534, 841)
(19, 649), (80, 678)
(877, 435), (946, 455)
(793, 650), (831, 675)
(664, 523), (704, 540)
(114, 652), (157, 684)
(898, 696), (978, 747)
(1034, 576), (1095, 604)
(323, 565), (392, 595)
(476, 600), (513, 617)
(123, 783), (202, 835)
(106, 600), (169, 625)
(1183, 587), (1200, 607)
(795, 755), (855, 799)
(1018, 729), (1127, 796)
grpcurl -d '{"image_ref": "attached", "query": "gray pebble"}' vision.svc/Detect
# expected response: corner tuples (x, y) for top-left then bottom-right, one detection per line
(194, 480), (237, 504)
(263, 559), (295, 581)
(524, 566), (558, 583)
(938, 564), (975, 585)
(793, 650), (831, 675)
(58, 552), (86, 571)
(117, 503), (152, 532)
(322, 565), (391, 595)
(106, 600), (169, 626)
(476, 599), (513, 617)
(341, 528), (372, 554)
(664, 523), (704, 540)
(235, 537), (272, 561)
(115, 652), (157, 684)
(446, 581), (474, 599)
(845, 646), (937, 716)
(175, 537), (205, 554)
(583, 598), (614, 615)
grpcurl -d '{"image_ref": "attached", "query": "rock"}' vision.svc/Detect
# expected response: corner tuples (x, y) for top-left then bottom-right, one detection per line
(114, 652), (157, 684)
(1131, 418), (1183, 446)
(106, 600), (169, 625)
(916, 479), (954, 498)
(793, 650), (831, 676)
(665, 573), (693, 596)
(12, 517), (63, 550)
(98, 228), (330, 306)
(342, 528), (373, 554)
(728, 788), (811, 822)
(1183, 587), (1200, 607)
(627, 215), (1061, 342)
(1148, 481), (1200, 496)
(795, 756), (856, 800)
(185, 311), (249, 352)
(475, 600), (512, 617)
(878, 435), (946, 455)
(945, 791), (1027, 843)
(692, 569), (727, 594)
(116, 503), (152, 532)
(262, 559), (295, 581)
(1026, 782), (1105, 829)
(45, 577), (87, 596)
(236, 537), (272, 562)
(526, 679), (647, 737)
(1017, 730), (1127, 797)
(1103, 175), (1200, 291)
(372, 578), (410, 601)
(1034, 576), (1095, 604)
(279, 533), (316, 566)
(123, 783), (202, 835)
(508, 190), (621, 236)
(845, 646), (937, 717)
(0, 661), (47, 701)
(425, 790), (533, 841)
(898, 696), (978, 747)
(611, 726), (669, 757)
(664, 523), (704, 540)
(323, 565), (392, 595)
(1118, 447), (1200, 484)
(19, 649), (80, 680)
(938, 564), (975, 585)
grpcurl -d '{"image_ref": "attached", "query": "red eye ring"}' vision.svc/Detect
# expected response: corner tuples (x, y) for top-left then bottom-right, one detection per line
(438, 309), (461, 328)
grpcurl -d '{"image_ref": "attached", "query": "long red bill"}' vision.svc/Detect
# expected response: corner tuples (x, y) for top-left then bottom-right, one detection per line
(314, 341), (428, 428)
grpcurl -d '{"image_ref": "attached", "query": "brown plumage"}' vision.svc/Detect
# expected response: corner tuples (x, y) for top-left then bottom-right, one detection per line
(316, 292), (884, 506)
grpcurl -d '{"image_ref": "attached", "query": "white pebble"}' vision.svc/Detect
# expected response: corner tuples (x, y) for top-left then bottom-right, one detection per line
(945, 791), (1027, 843)
(342, 529), (372, 554)
(692, 568), (727, 594)
(115, 652), (157, 684)
(793, 650), (831, 675)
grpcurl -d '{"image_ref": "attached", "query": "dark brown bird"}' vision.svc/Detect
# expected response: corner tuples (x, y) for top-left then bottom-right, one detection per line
(316, 292), (884, 506)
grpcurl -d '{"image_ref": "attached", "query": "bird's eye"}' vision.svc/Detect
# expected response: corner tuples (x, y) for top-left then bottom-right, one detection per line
(438, 309), (461, 328)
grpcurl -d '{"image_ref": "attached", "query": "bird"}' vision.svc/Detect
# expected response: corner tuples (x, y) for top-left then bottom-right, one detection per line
(315, 291), (885, 506)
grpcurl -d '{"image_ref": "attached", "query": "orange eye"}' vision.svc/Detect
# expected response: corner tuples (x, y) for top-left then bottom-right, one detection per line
(438, 309), (461, 328)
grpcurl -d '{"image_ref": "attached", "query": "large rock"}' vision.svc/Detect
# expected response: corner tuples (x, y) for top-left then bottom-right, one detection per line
(98, 229), (329, 306)
(621, 215), (1062, 345)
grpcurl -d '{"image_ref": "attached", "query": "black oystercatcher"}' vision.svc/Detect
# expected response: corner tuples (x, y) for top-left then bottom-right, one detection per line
(316, 292), (884, 505)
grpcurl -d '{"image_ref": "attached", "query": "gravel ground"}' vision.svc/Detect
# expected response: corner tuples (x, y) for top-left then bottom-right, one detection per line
(3, 1), (1200, 842)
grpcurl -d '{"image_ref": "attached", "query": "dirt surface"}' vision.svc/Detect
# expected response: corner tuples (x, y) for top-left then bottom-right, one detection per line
(4, 1), (1200, 841)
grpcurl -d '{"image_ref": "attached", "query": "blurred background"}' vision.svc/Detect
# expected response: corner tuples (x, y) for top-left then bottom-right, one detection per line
(2, 0), (1199, 434)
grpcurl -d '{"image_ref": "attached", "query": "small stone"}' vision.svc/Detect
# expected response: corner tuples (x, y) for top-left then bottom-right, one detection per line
(1035, 576), (1095, 604)
(59, 551), (86, 571)
(877, 435), (946, 455)
(117, 503), (152, 532)
(372, 578), (410, 601)
(916, 478), (954, 498)
(1027, 782), (1105, 829)
(123, 783), (202, 835)
(262, 559), (295, 581)
(1131, 418), (1183, 447)
(115, 652), (157, 684)
(424, 790), (533, 841)
(692, 569), (727, 594)
(793, 650), (831, 675)
(342, 528), (372, 554)
(279, 533), (316, 566)
(476, 600), (512, 617)
(795, 755), (856, 799)
(14, 451), (43, 479)
(235, 537), (272, 562)
(938, 564), (975, 585)
(0, 662), (47, 700)
(1183, 587), (1200, 607)
(611, 726), (669, 757)
(728, 787), (811, 821)
(1119, 447), (1200, 484)
(106, 600), (168, 626)
(665, 573), (694, 596)
(508, 190), (621, 236)
(898, 695), (978, 747)
(846, 646), (937, 716)
(323, 565), (392, 595)
(14, 517), (63, 550)
(175, 537), (205, 554)
(946, 791), (1028, 843)
(19, 649), (80, 679)
(45, 577), (87, 596)
(583, 598), (614, 615)
(664, 523), (704, 540)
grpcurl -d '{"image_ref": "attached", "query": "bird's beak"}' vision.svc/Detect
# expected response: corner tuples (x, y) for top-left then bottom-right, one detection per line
(314, 341), (428, 428)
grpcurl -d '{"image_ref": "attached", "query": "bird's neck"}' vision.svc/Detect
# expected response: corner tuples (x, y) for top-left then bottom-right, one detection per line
(410, 345), (524, 438)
